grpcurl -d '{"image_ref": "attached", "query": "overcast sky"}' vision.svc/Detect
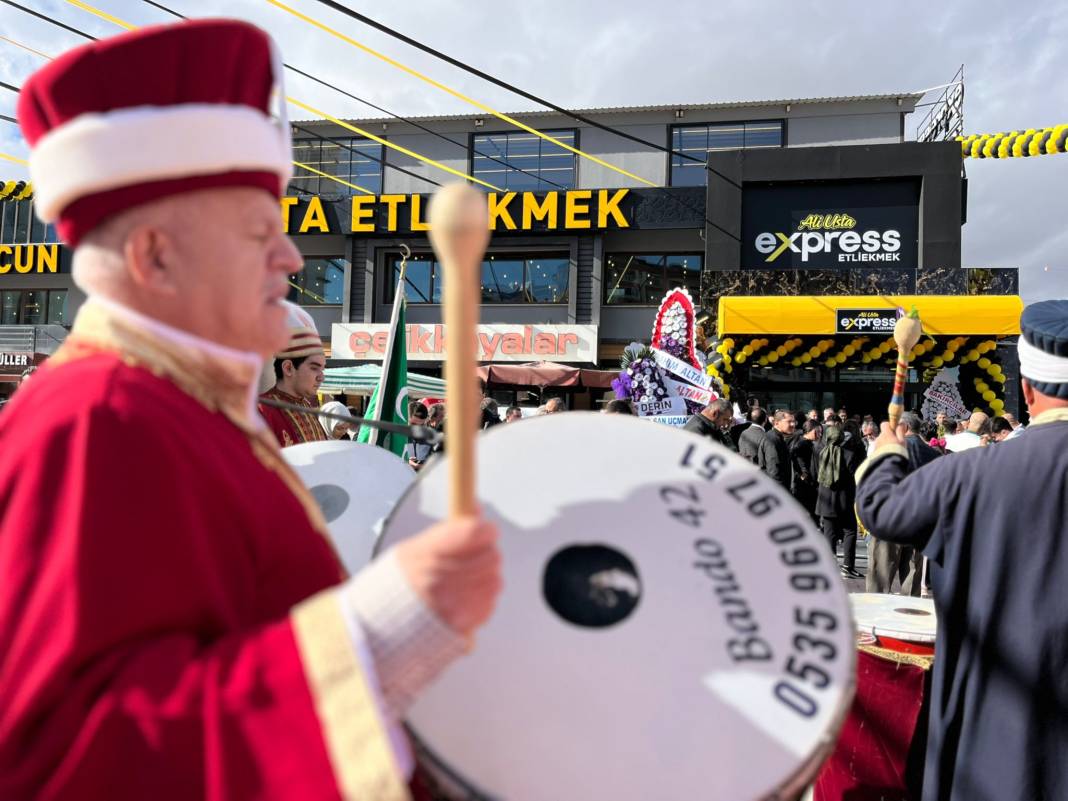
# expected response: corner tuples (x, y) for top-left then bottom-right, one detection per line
(1, 0), (1065, 302)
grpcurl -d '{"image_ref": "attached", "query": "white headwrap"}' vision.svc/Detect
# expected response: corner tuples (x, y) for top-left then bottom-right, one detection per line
(1018, 335), (1068, 384)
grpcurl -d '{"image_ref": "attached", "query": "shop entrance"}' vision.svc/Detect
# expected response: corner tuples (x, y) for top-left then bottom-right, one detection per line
(744, 368), (924, 421)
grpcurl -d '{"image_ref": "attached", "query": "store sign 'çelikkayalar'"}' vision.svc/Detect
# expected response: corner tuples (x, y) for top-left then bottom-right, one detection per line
(332, 322), (597, 363)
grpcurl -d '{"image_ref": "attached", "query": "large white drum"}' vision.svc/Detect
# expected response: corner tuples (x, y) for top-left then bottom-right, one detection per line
(850, 593), (937, 653)
(378, 413), (855, 801)
(284, 440), (415, 574)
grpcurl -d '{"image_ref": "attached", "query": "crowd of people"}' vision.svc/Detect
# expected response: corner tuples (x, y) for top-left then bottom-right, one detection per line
(682, 398), (1029, 590)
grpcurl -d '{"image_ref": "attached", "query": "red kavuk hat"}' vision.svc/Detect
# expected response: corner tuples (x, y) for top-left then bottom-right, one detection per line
(17, 19), (293, 246)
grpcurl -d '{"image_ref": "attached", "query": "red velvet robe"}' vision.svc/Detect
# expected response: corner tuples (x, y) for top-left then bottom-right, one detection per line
(0, 302), (409, 801)
(259, 386), (329, 448)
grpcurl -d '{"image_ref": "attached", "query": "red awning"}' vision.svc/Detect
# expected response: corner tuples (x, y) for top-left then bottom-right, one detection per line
(478, 361), (617, 389)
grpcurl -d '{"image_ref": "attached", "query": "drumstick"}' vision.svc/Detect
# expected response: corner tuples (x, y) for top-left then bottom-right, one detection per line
(889, 307), (923, 428)
(428, 183), (490, 518)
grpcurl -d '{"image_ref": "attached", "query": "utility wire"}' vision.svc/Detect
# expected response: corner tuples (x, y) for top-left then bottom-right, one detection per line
(139, 0), (561, 191)
(266, 0), (657, 187)
(61, 0), (501, 190)
(0, 0), (94, 40)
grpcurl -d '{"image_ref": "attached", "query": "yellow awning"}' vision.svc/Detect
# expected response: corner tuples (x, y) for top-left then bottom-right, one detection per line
(717, 295), (1023, 337)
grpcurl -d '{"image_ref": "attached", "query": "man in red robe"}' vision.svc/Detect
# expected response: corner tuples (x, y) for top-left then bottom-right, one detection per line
(259, 308), (330, 447)
(0, 19), (501, 801)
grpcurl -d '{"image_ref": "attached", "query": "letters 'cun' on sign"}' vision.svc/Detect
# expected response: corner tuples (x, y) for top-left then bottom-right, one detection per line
(280, 189), (631, 235)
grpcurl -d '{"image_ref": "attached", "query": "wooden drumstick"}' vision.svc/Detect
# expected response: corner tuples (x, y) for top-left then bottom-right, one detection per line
(428, 183), (490, 518)
(889, 307), (923, 428)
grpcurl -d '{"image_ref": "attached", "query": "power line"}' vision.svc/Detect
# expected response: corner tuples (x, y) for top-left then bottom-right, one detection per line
(0, 0), (95, 40)
(138, 0), (562, 191)
(308, 0), (709, 166)
(60, 0), (501, 190)
(267, 0), (658, 187)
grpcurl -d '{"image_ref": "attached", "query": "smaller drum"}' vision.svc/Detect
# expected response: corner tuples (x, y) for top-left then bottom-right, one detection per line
(283, 440), (415, 573)
(850, 593), (937, 656)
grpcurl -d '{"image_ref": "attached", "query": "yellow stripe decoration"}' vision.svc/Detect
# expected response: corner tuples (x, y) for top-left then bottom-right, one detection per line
(0, 152), (28, 167)
(959, 124), (1068, 158)
(266, 0), (659, 188)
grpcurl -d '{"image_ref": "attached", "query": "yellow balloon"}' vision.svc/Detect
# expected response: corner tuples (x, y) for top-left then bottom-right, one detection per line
(862, 355), (872, 363)
(966, 349), (980, 360)
(843, 346), (856, 357)
(735, 353), (746, 364)
(982, 390), (996, 402)
(801, 353), (812, 364)
(776, 346), (788, 357)
(743, 346), (754, 356)
(825, 358), (836, 368)
(758, 357), (769, 366)
(723, 338), (735, 349)
(946, 340), (960, 352)
(990, 401), (1005, 412)
(930, 357), (944, 368)
(767, 352), (779, 363)
(791, 358), (802, 367)
(834, 353), (847, 364)
(942, 351), (954, 361)
(978, 358), (991, 369)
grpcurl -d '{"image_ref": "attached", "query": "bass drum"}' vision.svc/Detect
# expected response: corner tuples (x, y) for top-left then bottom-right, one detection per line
(377, 413), (855, 801)
(284, 440), (415, 574)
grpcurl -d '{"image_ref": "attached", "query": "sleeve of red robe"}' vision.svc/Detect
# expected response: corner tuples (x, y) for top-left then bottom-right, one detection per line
(0, 376), (410, 801)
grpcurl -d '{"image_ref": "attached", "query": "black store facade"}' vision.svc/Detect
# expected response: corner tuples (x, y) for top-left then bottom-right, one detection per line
(701, 141), (1022, 418)
(291, 141), (1022, 418)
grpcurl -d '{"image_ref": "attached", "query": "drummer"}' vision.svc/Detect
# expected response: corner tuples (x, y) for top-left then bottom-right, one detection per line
(0, 19), (501, 800)
(855, 299), (1068, 801)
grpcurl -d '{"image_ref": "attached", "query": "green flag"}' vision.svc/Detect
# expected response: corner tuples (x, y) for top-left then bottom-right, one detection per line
(357, 281), (408, 456)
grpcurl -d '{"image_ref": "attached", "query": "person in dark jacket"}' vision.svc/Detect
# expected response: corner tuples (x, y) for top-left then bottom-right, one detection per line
(867, 411), (941, 593)
(790, 420), (821, 522)
(683, 398), (736, 452)
(737, 407), (768, 464)
(854, 299), (1068, 801)
(758, 409), (795, 488)
(813, 423), (863, 577)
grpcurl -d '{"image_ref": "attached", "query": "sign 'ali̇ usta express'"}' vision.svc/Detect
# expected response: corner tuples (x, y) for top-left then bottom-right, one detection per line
(741, 178), (919, 270)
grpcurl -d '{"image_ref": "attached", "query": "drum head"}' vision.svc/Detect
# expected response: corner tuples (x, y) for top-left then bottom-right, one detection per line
(850, 593), (937, 644)
(378, 414), (855, 801)
(284, 440), (414, 574)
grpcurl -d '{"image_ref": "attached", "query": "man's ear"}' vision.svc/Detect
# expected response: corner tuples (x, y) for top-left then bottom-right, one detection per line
(1021, 378), (1035, 407)
(281, 359), (295, 377)
(123, 224), (180, 293)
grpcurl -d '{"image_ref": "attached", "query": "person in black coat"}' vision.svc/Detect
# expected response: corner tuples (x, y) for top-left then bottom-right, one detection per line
(683, 398), (737, 452)
(789, 420), (821, 522)
(758, 409), (796, 488)
(737, 407), (768, 465)
(813, 423), (863, 577)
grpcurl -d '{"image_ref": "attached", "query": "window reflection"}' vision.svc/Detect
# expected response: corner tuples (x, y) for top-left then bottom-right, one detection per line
(387, 252), (569, 304)
(288, 138), (384, 196)
(288, 258), (347, 306)
(473, 130), (576, 191)
(670, 121), (784, 186)
(604, 253), (702, 305)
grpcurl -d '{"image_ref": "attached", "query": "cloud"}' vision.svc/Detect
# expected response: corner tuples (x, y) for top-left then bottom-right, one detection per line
(0, 0), (1063, 301)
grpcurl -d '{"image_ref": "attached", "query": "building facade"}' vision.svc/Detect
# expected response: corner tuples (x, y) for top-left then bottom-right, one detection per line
(0, 92), (1023, 417)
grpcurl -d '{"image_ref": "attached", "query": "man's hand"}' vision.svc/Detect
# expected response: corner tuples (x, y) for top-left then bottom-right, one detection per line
(874, 421), (906, 451)
(394, 516), (502, 639)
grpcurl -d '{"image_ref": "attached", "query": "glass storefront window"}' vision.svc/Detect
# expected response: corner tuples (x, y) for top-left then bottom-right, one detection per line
(289, 138), (383, 196)
(19, 291), (44, 325)
(387, 252), (569, 304)
(13, 202), (29, 244)
(2, 291), (18, 324)
(47, 290), (68, 325)
(288, 258), (347, 306)
(472, 130), (576, 191)
(0, 290), (69, 325)
(604, 253), (702, 305)
(670, 120), (784, 186)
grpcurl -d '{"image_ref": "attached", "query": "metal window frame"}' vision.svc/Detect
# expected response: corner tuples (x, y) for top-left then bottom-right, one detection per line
(602, 250), (704, 306)
(468, 127), (580, 191)
(665, 118), (786, 187)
